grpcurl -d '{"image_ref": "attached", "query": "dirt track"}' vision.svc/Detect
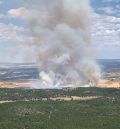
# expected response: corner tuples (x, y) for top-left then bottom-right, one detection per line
(0, 100), (15, 104)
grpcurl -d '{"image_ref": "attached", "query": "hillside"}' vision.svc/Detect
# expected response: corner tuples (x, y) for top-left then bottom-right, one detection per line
(0, 88), (120, 129)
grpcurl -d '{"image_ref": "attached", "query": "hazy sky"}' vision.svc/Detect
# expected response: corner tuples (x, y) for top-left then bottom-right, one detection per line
(0, 0), (120, 63)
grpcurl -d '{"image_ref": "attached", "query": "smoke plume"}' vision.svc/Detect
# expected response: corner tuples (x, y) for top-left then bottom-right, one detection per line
(25, 0), (101, 88)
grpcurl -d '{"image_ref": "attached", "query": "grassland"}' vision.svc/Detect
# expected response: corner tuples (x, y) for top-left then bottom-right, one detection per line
(0, 87), (120, 129)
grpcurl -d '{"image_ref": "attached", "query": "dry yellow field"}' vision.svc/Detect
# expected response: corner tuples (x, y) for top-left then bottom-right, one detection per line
(0, 81), (31, 88)
(0, 80), (120, 89)
(98, 80), (120, 88)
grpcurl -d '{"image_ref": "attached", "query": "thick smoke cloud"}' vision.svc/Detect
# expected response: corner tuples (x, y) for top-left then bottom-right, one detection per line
(25, 0), (101, 88)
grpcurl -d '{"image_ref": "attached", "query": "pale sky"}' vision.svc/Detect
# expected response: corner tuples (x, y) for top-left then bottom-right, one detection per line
(0, 0), (120, 63)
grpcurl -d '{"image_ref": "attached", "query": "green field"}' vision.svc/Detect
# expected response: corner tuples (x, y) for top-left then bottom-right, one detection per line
(0, 88), (120, 129)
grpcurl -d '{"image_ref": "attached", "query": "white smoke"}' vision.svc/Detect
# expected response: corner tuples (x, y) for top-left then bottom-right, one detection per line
(24, 0), (101, 88)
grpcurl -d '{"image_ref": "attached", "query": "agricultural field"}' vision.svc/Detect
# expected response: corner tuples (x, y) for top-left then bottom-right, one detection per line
(0, 87), (120, 129)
